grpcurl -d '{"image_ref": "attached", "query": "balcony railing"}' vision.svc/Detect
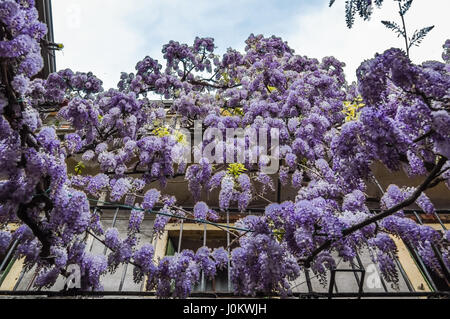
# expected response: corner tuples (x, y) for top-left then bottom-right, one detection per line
(0, 206), (448, 299)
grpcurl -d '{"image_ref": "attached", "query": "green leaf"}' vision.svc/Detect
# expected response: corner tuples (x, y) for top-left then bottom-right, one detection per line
(74, 161), (85, 175)
(267, 86), (277, 93)
(409, 25), (435, 48)
(222, 72), (230, 84)
(400, 0), (413, 16)
(234, 107), (244, 116)
(345, 0), (357, 28)
(381, 20), (405, 38)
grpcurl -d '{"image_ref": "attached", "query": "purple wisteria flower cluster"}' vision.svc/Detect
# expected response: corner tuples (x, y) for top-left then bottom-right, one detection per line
(0, 0), (449, 297)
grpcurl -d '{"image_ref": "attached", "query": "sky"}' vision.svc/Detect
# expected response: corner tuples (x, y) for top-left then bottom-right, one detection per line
(52, 0), (450, 89)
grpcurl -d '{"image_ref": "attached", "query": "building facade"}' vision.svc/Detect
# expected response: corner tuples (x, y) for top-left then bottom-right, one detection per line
(0, 0), (449, 299)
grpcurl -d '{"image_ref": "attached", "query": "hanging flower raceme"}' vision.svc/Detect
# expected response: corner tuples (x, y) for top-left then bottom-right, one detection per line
(1, 2), (450, 298)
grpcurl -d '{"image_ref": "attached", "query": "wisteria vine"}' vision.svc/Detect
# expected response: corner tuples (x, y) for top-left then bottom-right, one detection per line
(0, 0), (449, 298)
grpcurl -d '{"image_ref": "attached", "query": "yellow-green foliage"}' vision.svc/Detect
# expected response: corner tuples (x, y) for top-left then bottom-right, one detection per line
(342, 95), (365, 122)
(227, 163), (247, 177)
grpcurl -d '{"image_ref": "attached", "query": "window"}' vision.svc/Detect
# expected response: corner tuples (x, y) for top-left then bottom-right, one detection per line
(160, 222), (238, 293)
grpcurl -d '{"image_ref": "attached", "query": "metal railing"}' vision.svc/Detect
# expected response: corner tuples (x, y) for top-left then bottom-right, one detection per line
(0, 208), (448, 299)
